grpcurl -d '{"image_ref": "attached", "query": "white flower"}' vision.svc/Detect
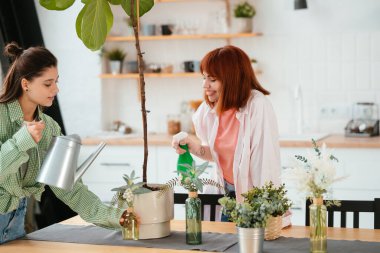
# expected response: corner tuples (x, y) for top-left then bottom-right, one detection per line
(123, 188), (134, 203)
(283, 142), (347, 199)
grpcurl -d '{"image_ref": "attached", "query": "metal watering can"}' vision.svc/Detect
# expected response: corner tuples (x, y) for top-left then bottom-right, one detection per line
(37, 134), (106, 191)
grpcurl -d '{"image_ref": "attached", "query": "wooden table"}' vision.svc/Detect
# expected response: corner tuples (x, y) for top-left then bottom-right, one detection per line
(2, 216), (380, 253)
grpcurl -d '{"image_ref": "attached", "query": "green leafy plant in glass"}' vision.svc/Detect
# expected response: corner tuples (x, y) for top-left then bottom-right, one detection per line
(234, 1), (256, 18)
(160, 161), (223, 245)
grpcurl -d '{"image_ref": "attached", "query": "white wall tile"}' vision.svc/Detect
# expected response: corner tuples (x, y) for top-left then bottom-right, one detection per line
(355, 61), (371, 89)
(356, 33), (371, 61)
(342, 34), (356, 61)
(371, 62), (380, 89)
(342, 62), (356, 90)
(326, 63), (342, 90)
(327, 34), (342, 62)
(371, 32), (380, 61)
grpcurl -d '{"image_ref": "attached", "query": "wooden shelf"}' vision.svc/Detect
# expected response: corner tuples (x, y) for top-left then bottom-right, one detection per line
(106, 33), (262, 42)
(100, 70), (262, 79)
(100, 72), (201, 79)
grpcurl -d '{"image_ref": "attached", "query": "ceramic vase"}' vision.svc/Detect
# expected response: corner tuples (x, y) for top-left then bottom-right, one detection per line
(309, 197), (327, 253)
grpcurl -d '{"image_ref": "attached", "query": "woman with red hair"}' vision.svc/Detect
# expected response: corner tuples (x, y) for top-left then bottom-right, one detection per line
(172, 45), (281, 204)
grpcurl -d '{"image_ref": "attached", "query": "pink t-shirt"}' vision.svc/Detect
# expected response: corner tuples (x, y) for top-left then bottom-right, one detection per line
(214, 109), (240, 185)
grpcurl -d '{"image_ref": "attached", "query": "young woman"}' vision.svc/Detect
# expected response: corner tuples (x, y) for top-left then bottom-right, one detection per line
(0, 42), (124, 244)
(172, 45), (281, 203)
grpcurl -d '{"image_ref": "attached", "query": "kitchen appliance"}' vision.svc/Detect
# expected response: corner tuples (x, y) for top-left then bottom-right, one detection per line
(37, 134), (106, 191)
(345, 102), (379, 137)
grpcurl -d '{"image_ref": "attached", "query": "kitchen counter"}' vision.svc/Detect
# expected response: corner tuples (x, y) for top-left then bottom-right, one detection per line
(82, 133), (380, 148)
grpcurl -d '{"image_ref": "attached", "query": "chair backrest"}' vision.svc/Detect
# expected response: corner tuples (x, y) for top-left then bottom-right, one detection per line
(305, 198), (380, 229)
(174, 193), (225, 221)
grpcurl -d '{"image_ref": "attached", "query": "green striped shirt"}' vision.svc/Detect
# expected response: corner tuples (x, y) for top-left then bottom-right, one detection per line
(0, 100), (122, 229)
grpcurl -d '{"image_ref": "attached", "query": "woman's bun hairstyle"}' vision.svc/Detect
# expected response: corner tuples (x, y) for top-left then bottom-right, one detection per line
(4, 42), (24, 61)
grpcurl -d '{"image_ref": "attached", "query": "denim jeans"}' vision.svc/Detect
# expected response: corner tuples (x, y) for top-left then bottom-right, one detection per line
(0, 198), (27, 244)
(221, 181), (235, 222)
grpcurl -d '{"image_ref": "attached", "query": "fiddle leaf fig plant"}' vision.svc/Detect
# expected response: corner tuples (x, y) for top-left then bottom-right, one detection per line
(39, 0), (154, 51)
(39, 0), (154, 185)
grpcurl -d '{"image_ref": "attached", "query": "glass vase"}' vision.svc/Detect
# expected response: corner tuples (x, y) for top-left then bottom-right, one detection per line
(186, 191), (202, 245)
(309, 197), (327, 253)
(121, 207), (139, 240)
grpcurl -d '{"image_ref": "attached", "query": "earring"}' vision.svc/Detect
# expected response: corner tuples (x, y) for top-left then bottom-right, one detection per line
(25, 88), (29, 92)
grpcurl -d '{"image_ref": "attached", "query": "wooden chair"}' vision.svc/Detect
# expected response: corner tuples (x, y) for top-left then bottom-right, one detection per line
(174, 193), (225, 221)
(305, 198), (380, 229)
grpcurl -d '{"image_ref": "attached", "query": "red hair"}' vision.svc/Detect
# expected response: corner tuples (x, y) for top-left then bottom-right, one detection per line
(200, 45), (269, 114)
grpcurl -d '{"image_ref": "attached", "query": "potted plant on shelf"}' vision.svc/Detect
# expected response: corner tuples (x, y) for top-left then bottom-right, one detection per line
(106, 48), (126, 74)
(219, 182), (287, 253)
(160, 161), (223, 245)
(231, 1), (256, 33)
(38, 0), (176, 240)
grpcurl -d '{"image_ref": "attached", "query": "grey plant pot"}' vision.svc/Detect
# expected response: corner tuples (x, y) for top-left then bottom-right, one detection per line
(237, 227), (265, 253)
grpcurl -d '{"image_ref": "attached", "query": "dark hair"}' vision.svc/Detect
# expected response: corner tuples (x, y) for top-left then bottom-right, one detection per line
(200, 45), (269, 114)
(0, 42), (57, 103)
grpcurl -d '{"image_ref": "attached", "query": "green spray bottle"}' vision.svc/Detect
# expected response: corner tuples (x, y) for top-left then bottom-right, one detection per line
(173, 132), (194, 174)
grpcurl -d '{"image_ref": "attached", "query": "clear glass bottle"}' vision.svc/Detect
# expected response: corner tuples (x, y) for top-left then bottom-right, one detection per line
(121, 207), (139, 240)
(186, 192), (202, 245)
(309, 197), (327, 253)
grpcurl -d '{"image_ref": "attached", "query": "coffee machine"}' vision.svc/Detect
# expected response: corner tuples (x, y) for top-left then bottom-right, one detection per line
(345, 102), (379, 137)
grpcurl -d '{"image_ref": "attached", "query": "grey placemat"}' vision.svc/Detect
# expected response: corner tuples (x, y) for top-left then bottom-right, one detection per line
(24, 224), (237, 252)
(225, 236), (380, 253)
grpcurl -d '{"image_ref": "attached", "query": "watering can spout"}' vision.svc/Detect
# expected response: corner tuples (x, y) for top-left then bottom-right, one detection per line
(75, 142), (106, 183)
(37, 134), (106, 191)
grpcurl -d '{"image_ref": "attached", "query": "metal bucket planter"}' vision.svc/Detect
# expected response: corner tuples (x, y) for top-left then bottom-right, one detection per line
(237, 227), (265, 253)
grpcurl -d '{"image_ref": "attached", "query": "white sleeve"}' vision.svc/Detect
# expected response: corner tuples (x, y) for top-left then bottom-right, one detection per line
(249, 95), (281, 187)
(192, 102), (209, 146)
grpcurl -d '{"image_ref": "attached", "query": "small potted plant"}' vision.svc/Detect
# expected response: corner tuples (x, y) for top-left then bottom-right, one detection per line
(106, 48), (126, 74)
(231, 1), (256, 33)
(218, 182), (288, 253)
(160, 161), (223, 245)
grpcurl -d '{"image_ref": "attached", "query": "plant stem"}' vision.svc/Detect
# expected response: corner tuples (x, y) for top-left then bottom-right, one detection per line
(130, 0), (148, 183)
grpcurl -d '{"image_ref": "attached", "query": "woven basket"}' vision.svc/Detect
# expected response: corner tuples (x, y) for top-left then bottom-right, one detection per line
(265, 215), (282, 240)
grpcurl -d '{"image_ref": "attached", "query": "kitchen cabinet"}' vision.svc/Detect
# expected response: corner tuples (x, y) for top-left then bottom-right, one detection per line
(281, 147), (380, 228)
(80, 145), (156, 202)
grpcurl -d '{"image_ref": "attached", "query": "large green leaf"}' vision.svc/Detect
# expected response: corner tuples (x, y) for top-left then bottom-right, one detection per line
(80, 0), (113, 51)
(75, 4), (87, 40)
(121, 0), (154, 18)
(108, 0), (122, 5)
(39, 0), (75, 10)
(81, 0), (91, 3)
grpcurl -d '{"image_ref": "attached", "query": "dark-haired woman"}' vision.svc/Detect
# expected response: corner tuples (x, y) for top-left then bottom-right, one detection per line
(0, 42), (124, 244)
(172, 45), (281, 203)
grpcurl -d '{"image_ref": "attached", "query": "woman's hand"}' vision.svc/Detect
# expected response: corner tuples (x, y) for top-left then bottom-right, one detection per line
(172, 132), (213, 161)
(171, 132), (199, 155)
(25, 120), (45, 143)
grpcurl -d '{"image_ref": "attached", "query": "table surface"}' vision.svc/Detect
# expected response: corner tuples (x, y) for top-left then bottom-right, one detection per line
(2, 216), (380, 253)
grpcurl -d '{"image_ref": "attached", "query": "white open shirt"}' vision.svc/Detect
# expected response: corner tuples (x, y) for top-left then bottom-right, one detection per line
(193, 90), (281, 202)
